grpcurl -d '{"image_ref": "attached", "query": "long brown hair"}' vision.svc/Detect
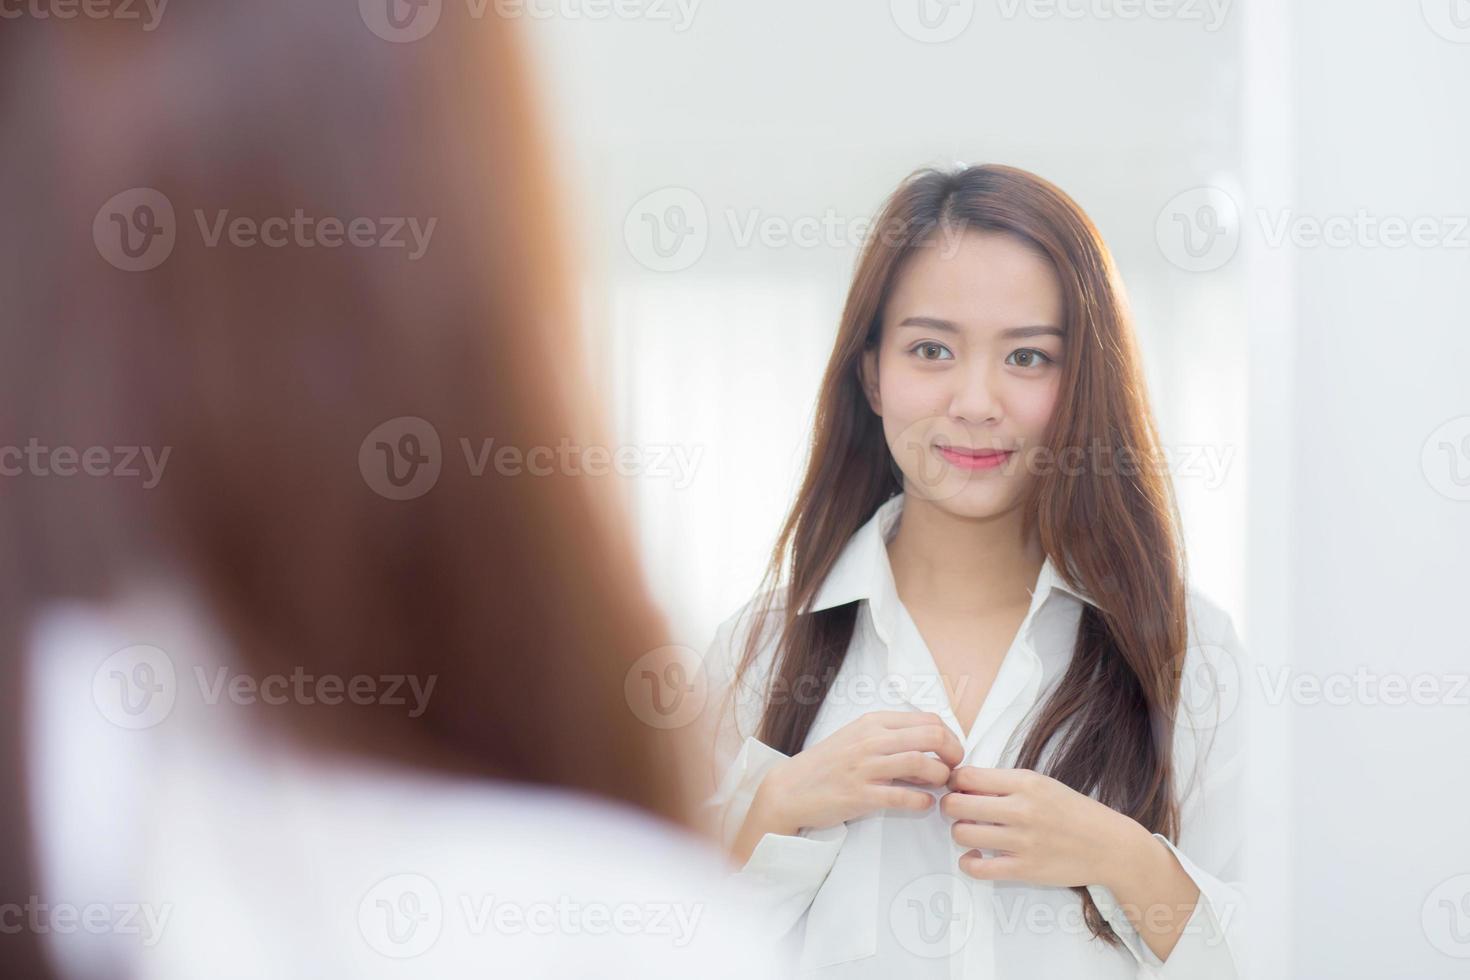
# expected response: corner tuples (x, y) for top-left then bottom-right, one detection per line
(735, 164), (1189, 947)
(0, 5), (687, 974)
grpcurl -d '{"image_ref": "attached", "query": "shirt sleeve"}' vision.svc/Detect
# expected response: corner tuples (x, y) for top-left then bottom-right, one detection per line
(1085, 594), (1249, 979)
(698, 601), (846, 940)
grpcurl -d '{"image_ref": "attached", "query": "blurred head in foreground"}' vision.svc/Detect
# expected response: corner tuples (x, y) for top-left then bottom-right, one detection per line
(0, 5), (690, 972)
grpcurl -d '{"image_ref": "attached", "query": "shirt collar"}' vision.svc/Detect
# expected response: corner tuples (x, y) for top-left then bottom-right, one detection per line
(800, 493), (1094, 648)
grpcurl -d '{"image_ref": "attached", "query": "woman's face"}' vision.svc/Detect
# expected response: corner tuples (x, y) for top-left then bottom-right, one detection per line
(861, 228), (1067, 520)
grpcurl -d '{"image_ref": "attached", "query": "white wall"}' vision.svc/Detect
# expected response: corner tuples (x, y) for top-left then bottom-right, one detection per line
(1270, 2), (1470, 977)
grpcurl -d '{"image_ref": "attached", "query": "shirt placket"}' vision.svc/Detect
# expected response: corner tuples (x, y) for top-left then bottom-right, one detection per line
(881, 590), (1051, 980)
(958, 643), (1044, 980)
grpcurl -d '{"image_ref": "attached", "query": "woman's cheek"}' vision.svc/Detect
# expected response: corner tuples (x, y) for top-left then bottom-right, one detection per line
(1011, 378), (1062, 439)
(878, 381), (951, 491)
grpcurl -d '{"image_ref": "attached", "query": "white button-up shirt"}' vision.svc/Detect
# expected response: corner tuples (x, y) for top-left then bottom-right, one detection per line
(703, 493), (1246, 979)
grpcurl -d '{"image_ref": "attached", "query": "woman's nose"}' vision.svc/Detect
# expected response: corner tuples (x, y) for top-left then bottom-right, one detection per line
(948, 364), (1001, 425)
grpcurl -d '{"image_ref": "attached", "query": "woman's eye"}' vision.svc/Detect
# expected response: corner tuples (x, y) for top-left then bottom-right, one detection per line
(912, 342), (953, 361)
(1006, 348), (1053, 368)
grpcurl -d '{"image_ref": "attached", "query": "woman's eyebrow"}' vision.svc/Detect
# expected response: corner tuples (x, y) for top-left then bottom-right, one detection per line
(897, 316), (961, 333)
(897, 317), (1064, 340)
(998, 325), (1065, 339)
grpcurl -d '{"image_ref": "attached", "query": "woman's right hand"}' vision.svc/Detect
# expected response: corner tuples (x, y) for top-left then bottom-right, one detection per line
(731, 711), (963, 863)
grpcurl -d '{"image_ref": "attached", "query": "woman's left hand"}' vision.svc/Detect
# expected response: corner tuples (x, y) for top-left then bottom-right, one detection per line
(940, 765), (1143, 889)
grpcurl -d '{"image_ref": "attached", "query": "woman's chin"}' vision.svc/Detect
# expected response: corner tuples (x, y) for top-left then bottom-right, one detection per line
(903, 477), (1024, 520)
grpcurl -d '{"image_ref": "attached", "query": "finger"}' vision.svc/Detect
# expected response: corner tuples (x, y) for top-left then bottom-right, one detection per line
(872, 724), (964, 769)
(867, 751), (951, 787)
(939, 789), (1017, 824)
(950, 821), (1022, 852)
(866, 710), (948, 731)
(948, 766), (1034, 795)
(866, 784), (935, 814)
(957, 850), (1025, 882)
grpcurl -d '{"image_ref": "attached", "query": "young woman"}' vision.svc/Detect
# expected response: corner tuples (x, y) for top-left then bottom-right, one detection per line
(704, 165), (1246, 978)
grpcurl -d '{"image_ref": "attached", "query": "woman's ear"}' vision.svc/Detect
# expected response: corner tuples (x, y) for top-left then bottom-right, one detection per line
(859, 346), (882, 415)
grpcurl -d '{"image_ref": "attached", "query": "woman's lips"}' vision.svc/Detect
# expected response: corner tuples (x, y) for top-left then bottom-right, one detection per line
(935, 445), (1014, 471)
